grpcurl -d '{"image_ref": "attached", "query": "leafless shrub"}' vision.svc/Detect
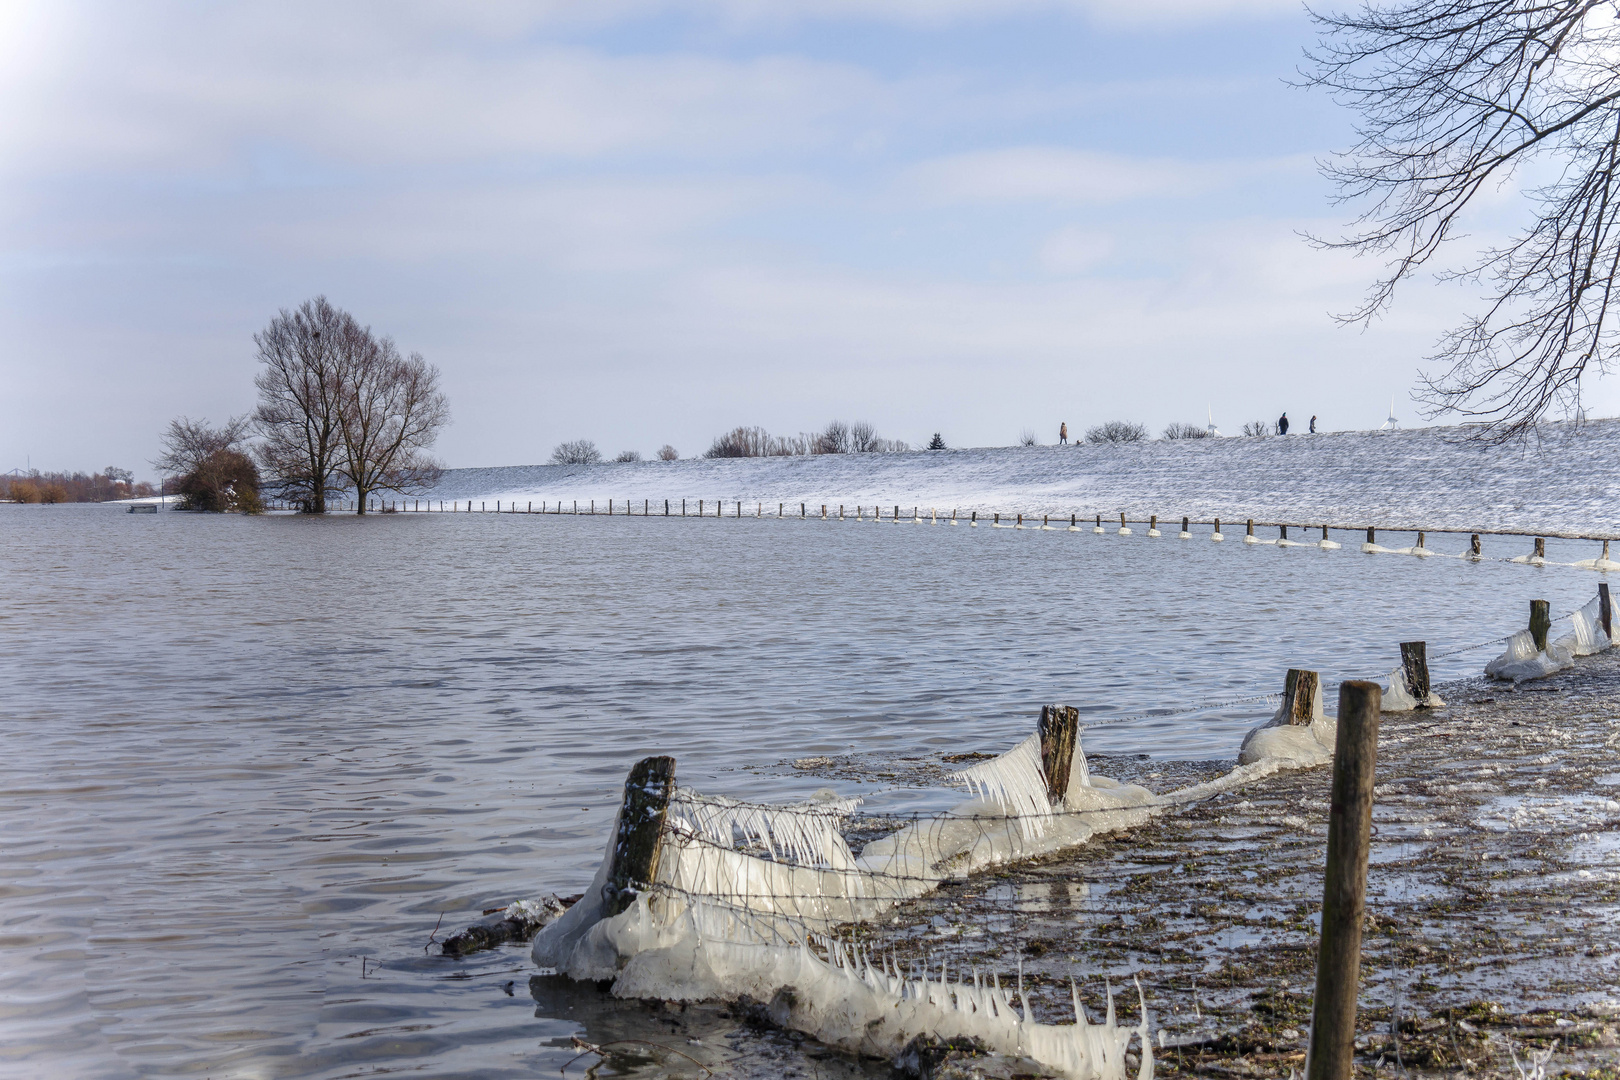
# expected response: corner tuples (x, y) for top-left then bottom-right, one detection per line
(704, 426), (772, 458)
(656, 445), (679, 461)
(812, 420), (850, 455)
(1085, 420), (1148, 444)
(850, 421), (881, 452)
(1162, 422), (1211, 440)
(1241, 420), (1269, 438)
(1019, 429), (1039, 447)
(551, 440), (602, 465)
(613, 450), (643, 463)
(155, 416), (262, 512)
(1, 468), (151, 503)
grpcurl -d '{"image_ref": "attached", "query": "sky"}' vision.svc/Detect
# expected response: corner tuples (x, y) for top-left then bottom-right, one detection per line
(5, 0), (1609, 474)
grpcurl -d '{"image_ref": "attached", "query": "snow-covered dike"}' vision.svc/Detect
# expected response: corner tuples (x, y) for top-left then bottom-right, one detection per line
(425, 420), (1620, 535)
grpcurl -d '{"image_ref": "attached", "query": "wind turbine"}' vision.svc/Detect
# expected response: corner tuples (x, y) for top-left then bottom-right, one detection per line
(1206, 405), (1222, 438)
(1379, 396), (1399, 430)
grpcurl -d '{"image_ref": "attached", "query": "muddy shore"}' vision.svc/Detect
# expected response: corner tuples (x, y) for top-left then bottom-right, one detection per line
(523, 656), (1620, 1079)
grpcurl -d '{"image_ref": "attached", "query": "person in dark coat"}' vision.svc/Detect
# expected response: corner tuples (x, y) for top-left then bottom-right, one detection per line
(1278, 413), (1290, 435)
(1309, 415), (1316, 433)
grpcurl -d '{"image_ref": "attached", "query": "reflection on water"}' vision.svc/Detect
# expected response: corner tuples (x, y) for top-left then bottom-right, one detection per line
(0, 505), (1604, 1076)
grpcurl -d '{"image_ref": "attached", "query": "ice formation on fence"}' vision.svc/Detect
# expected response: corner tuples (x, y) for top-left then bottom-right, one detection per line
(532, 589), (1620, 1076)
(533, 725), (1163, 1078)
(1380, 668), (1445, 711)
(1487, 592), (1616, 682)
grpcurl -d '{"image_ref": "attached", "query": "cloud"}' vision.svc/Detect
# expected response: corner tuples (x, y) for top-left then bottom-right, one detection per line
(902, 147), (1315, 206)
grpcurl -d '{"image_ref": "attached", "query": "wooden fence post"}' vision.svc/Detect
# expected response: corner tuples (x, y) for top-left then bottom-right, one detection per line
(604, 756), (676, 917)
(1366, 527), (1375, 545)
(1280, 669), (1319, 725)
(1213, 517), (1222, 538)
(1306, 680), (1381, 1080)
(1399, 641), (1430, 707)
(1600, 582), (1613, 639)
(1017, 513), (1023, 527)
(1471, 533), (1481, 556)
(1280, 524), (1288, 541)
(1534, 536), (1546, 560)
(1037, 705), (1080, 801)
(802, 503), (807, 518)
(971, 511), (977, 525)
(1530, 599), (1551, 651)
(1246, 518), (1254, 538)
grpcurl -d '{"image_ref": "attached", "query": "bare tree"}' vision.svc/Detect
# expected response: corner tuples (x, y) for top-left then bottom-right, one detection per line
(1307, 0), (1620, 437)
(1019, 429), (1039, 446)
(551, 440), (602, 465)
(850, 421), (880, 452)
(335, 336), (448, 513)
(613, 449), (643, 462)
(1161, 422), (1211, 440)
(656, 444), (679, 461)
(1241, 420), (1269, 437)
(1085, 421), (1148, 444)
(253, 297), (352, 512)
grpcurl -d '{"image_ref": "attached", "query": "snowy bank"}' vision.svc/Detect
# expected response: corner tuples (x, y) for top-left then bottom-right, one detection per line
(424, 420), (1620, 535)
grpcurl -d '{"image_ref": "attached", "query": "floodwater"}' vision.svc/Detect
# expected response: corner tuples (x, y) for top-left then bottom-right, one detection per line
(0, 504), (1608, 1078)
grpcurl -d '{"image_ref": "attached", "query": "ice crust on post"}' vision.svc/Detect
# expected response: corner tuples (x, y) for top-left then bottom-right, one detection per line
(1486, 592), (1616, 683)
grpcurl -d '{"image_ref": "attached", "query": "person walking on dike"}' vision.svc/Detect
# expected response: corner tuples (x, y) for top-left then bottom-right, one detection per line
(1309, 415), (1316, 433)
(1278, 412), (1289, 435)
(1058, 422), (1068, 445)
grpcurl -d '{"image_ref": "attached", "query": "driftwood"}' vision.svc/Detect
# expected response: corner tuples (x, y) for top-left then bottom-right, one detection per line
(439, 894), (577, 958)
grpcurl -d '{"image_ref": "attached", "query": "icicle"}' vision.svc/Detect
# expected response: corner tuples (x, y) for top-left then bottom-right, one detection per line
(949, 733), (1053, 837)
(1105, 982), (1116, 1028)
(1018, 959), (1030, 1025)
(1071, 977), (1086, 1024)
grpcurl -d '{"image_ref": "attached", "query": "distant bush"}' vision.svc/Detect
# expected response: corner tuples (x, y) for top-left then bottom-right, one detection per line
(705, 426), (774, 458)
(2, 468), (153, 503)
(1086, 421), (1148, 444)
(927, 433), (946, 450)
(1161, 422), (1211, 440)
(657, 445), (679, 461)
(613, 450), (642, 463)
(812, 420), (850, 455)
(551, 440), (602, 465)
(1019, 429), (1039, 447)
(1241, 421), (1269, 437)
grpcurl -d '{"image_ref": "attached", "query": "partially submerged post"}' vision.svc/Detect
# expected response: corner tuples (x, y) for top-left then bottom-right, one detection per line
(1530, 599), (1551, 652)
(1399, 641), (1431, 707)
(1533, 537), (1546, 560)
(1307, 680), (1381, 1080)
(1471, 533), (1481, 556)
(604, 756), (676, 917)
(1366, 527), (1375, 545)
(1037, 705), (1080, 801)
(1280, 669), (1319, 725)
(1600, 583), (1613, 639)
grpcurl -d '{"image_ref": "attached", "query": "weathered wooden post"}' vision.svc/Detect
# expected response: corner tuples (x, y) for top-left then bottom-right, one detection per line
(1017, 513), (1023, 526)
(1306, 680), (1381, 1080)
(1280, 524), (1288, 541)
(821, 505), (826, 519)
(1533, 536), (1546, 560)
(1279, 668), (1319, 725)
(994, 513), (1000, 525)
(664, 500), (669, 516)
(1071, 513), (1077, 527)
(1246, 518), (1254, 538)
(1150, 514), (1158, 535)
(1471, 533), (1481, 556)
(1366, 527), (1375, 545)
(1399, 641), (1431, 707)
(779, 503), (783, 517)
(1212, 516), (1222, 539)
(1600, 582), (1613, 639)
(802, 503), (807, 518)
(1603, 539), (1612, 563)
(604, 756), (676, 917)
(971, 511), (977, 525)
(1322, 524), (1329, 541)
(1037, 705), (1080, 801)
(1043, 514), (1048, 528)
(1530, 600), (1551, 652)
(839, 505), (844, 520)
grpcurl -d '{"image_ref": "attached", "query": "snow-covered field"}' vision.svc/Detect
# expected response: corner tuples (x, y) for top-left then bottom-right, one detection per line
(425, 419), (1620, 535)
